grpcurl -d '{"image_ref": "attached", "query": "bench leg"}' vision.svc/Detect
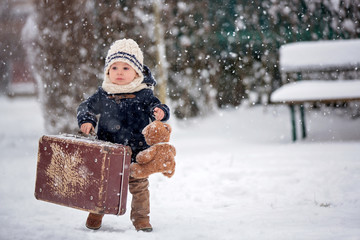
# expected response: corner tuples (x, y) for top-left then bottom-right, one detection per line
(289, 105), (297, 142)
(299, 104), (307, 139)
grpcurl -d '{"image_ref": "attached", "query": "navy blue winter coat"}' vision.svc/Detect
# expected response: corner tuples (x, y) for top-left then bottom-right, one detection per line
(77, 67), (170, 162)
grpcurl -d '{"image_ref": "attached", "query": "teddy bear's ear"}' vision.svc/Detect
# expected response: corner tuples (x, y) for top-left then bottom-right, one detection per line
(163, 123), (172, 134)
(142, 125), (149, 136)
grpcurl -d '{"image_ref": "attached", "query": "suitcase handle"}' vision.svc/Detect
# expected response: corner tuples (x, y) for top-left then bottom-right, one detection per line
(89, 129), (97, 137)
(77, 129), (97, 138)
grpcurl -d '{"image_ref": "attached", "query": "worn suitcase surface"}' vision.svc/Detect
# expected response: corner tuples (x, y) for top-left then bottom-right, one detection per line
(35, 134), (132, 215)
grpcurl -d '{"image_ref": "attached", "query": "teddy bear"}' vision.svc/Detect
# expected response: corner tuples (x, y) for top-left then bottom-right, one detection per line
(130, 121), (176, 179)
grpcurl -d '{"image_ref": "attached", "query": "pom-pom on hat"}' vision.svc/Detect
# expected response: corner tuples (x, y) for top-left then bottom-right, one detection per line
(104, 38), (144, 80)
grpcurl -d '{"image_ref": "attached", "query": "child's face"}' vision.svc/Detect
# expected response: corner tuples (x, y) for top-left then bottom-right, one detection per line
(108, 62), (138, 85)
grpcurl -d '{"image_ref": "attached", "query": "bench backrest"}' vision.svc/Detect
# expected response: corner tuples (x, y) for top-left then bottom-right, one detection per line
(280, 39), (360, 74)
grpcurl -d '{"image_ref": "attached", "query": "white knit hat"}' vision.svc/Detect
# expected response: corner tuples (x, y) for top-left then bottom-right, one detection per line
(104, 38), (144, 81)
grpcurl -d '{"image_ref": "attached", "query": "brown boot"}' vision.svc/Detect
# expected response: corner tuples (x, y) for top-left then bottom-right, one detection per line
(86, 213), (104, 230)
(134, 220), (153, 232)
(129, 177), (153, 232)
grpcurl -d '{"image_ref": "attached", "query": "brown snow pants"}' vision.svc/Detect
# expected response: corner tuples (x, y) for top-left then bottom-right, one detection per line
(129, 177), (150, 229)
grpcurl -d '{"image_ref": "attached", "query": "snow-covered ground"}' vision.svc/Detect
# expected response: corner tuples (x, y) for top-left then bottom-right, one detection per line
(0, 96), (359, 240)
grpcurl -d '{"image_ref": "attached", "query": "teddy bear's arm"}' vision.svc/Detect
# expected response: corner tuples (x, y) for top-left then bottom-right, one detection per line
(170, 145), (176, 156)
(136, 147), (156, 164)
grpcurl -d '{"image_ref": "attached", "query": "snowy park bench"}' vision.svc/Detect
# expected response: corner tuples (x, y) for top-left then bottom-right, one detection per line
(270, 39), (360, 141)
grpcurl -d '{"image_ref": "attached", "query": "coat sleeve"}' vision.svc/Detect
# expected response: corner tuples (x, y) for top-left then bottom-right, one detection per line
(144, 89), (170, 121)
(77, 88), (102, 128)
(156, 103), (170, 121)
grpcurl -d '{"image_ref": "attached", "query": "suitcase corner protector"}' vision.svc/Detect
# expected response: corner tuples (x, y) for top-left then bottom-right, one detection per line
(117, 208), (126, 216)
(34, 192), (40, 200)
(124, 146), (132, 155)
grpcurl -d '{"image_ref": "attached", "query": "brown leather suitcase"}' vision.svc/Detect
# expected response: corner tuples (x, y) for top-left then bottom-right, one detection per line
(35, 134), (131, 215)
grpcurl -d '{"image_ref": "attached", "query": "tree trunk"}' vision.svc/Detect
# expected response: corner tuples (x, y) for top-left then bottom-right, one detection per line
(152, 0), (168, 104)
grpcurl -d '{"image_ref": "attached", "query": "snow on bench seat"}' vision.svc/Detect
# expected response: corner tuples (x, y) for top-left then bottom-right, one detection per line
(271, 80), (360, 104)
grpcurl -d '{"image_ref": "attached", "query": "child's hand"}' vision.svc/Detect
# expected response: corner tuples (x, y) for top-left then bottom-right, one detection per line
(80, 123), (94, 135)
(153, 107), (165, 121)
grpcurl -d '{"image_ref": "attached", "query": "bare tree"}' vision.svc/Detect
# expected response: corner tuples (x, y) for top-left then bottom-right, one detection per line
(23, 0), (99, 134)
(152, 0), (168, 104)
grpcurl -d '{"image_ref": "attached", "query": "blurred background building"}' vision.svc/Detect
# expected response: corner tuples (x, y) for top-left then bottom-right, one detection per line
(0, 0), (36, 96)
